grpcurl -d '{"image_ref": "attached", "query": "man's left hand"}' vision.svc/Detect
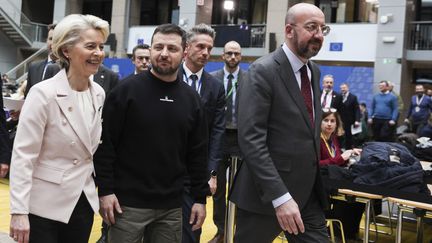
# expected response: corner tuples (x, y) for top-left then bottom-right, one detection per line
(208, 177), (217, 195)
(190, 203), (206, 231)
(0, 163), (9, 178)
(354, 121), (360, 127)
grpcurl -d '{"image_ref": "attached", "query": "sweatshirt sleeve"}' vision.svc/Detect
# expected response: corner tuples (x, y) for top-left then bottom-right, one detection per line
(94, 84), (127, 197)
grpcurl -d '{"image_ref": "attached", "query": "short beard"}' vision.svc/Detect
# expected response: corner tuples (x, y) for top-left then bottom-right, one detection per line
(293, 31), (322, 59)
(225, 60), (239, 69)
(152, 65), (178, 76)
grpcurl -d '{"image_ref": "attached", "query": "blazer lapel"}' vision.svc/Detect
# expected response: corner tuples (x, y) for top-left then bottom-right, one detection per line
(274, 48), (314, 132)
(199, 72), (209, 98)
(54, 70), (92, 155)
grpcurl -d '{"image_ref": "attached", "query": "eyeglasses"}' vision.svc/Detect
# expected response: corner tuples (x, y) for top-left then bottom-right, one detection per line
(224, 51), (241, 56)
(322, 108), (337, 113)
(291, 23), (331, 36)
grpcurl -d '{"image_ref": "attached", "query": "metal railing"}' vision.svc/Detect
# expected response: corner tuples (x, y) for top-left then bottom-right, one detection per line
(0, 0), (48, 43)
(212, 24), (266, 48)
(5, 46), (47, 83)
(409, 21), (432, 50)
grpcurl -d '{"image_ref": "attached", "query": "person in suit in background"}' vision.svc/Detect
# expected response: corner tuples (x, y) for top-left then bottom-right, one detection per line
(92, 65), (119, 97)
(0, 73), (11, 178)
(229, 3), (330, 242)
(24, 23), (57, 97)
(209, 40), (246, 243)
(404, 84), (432, 134)
(38, 62), (119, 99)
(9, 14), (109, 243)
(131, 44), (151, 74)
(179, 23), (225, 243)
(321, 74), (342, 111)
(339, 83), (361, 149)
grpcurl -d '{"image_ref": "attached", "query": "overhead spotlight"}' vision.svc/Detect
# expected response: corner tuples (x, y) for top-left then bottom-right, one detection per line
(224, 0), (234, 10)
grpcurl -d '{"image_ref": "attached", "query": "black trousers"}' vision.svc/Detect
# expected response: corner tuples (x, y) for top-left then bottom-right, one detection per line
(213, 130), (240, 235)
(29, 192), (94, 243)
(234, 192), (328, 243)
(371, 118), (395, 142)
(181, 190), (201, 243)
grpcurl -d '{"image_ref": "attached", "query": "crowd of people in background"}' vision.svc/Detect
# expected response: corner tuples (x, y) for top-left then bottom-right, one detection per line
(1, 2), (432, 243)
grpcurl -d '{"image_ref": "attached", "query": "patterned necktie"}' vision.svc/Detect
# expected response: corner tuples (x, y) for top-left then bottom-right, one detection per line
(226, 74), (234, 125)
(300, 65), (314, 126)
(190, 74), (198, 92)
(322, 91), (328, 107)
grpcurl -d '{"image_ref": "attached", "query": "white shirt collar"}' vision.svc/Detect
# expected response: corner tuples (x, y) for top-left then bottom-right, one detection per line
(183, 62), (203, 80)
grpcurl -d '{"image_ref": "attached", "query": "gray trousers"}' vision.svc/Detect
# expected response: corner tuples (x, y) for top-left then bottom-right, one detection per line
(108, 206), (182, 243)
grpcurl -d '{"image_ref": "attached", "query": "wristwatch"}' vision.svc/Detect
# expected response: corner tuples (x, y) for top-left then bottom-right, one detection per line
(210, 170), (217, 178)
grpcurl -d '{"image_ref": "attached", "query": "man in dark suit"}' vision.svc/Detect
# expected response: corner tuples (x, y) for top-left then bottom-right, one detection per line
(35, 64), (119, 98)
(179, 23), (225, 243)
(25, 24), (57, 97)
(321, 74), (342, 111)
(230, 3), (329, 242)
(339, 83), (361, 149)
(209, 40), (246, 243)
(0, 75), (11, 178)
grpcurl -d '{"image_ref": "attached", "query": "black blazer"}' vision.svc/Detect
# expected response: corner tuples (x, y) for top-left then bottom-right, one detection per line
(230, 47), (328, 215)
(330, 91), (343, 111)
(0, 76), (11, 164)
(30, 64), (119, 97)
(339, 92), (361, 126)
(25, 59), (48, 97)
(178, 66), (226, 173)
(210, 68), (248, 124)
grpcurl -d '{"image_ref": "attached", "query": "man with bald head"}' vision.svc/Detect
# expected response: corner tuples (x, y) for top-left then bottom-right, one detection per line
(209, 40), (247, 243)
(230, 3), (329, 242)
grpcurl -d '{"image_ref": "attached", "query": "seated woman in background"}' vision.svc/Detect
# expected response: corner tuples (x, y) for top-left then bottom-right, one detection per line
(320, 108), (361, 166)
(320, 108), (364, 240)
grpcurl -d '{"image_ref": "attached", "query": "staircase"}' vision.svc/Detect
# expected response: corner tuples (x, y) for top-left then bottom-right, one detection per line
(0, 0), (47, 47)
(0, 7), (31, 46)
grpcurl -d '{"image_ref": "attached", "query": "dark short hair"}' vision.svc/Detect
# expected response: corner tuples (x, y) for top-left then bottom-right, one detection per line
(380, 80), (389, 86)
(132, 44), (150, 58)
(151, 24), (186, 50)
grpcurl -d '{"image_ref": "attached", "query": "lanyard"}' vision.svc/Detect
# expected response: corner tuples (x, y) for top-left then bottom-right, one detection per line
(183, 70), (202, 94)
(416, 95), (425, 106)
(226, 78), (237, 100)
(321, 133), (335, 158)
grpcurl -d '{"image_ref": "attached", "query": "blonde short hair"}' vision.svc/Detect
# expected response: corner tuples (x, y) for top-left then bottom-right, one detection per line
(52, 14), (110, 68)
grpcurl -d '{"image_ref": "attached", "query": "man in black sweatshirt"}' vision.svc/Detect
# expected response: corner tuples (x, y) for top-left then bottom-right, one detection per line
(94, 24), (209, 243)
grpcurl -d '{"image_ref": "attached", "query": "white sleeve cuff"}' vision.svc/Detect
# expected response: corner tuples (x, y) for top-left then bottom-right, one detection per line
(272, 192), (292, 208)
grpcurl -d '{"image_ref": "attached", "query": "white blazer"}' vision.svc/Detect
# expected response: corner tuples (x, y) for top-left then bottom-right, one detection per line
(10, 69), (105, 223)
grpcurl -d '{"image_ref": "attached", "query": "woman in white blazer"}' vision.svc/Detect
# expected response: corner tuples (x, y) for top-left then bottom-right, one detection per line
(9, 14), (109, 243)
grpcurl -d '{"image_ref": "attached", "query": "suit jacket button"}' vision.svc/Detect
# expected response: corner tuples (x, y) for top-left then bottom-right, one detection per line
(68, 107), (73, 112)
(73, 159), (79, 165)
(62, 119), (67, 125)
(70, 141), (76, 146)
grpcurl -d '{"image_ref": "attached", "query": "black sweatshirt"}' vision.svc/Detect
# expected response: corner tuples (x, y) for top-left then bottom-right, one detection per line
(94, 70), (209, 209)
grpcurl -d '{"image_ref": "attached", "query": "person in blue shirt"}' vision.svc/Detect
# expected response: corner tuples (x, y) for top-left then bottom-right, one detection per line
(368, 80), (398, 142)
(404, 84), (432, 134)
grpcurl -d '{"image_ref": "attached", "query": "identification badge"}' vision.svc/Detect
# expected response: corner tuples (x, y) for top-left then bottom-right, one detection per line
(415, 106), (420, 112)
